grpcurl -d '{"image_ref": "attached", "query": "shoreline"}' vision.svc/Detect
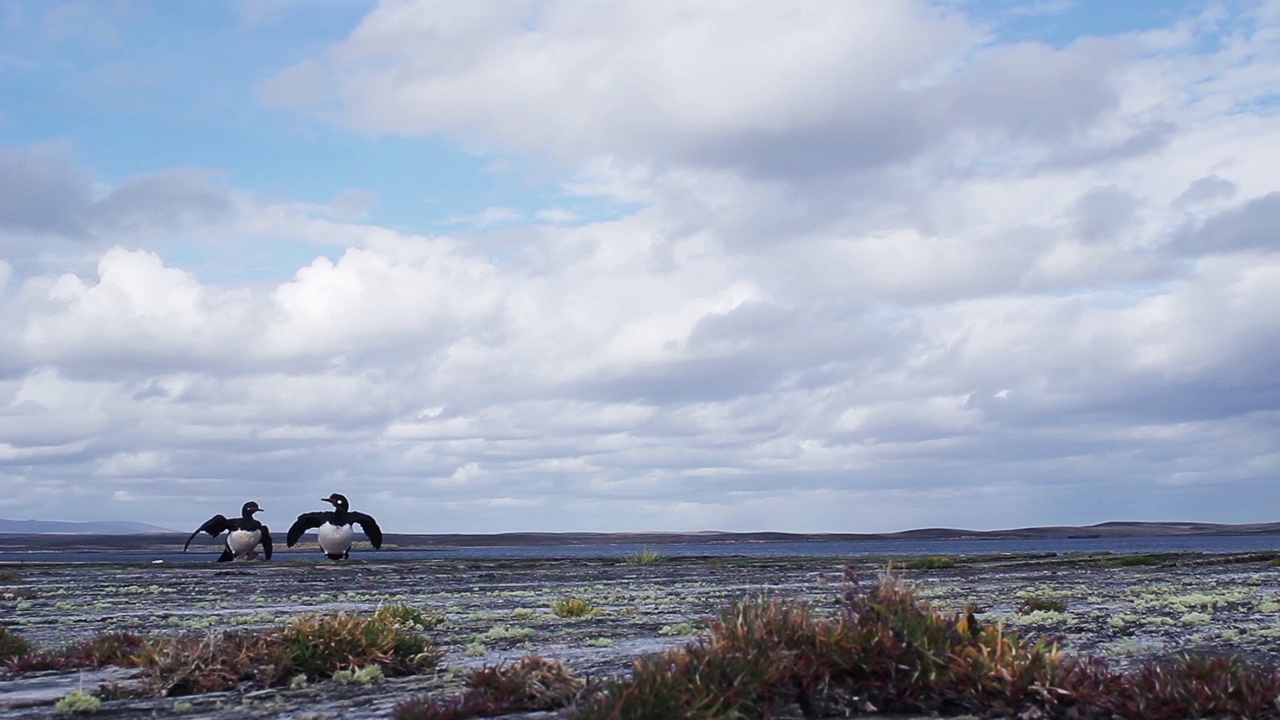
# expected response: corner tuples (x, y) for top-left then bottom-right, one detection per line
(2, 519), (1280, 554)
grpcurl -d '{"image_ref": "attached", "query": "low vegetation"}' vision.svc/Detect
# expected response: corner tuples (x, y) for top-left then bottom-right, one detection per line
(0, 625), (31, 662)
(900, 555), (956, 570)
(624, 547), (662, 566)
(9, 572), (1280, 719)
(137, 606), (441, 696)
(394, 655), (583, 720)
(398, 575), (1280, 720)
(1100, 553), (1177, 567)
(1018, 594), (1069, 614)
(54, 689), (101, 715)
(551, 596), (600, 618)
(7, 632), (146, 673)
(3, 605), (442, 698)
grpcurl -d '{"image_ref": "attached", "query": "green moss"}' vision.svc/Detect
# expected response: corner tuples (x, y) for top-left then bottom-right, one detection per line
(900, 556), (956, 570)
(1100, 553), (1178, 568)
(55, 690), (101, 715)
(475, 624), (535, 643)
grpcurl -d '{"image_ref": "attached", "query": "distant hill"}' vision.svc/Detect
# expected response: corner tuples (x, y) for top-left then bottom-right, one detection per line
(380, 521), (1280, 547)
(0, 518), (174, 534)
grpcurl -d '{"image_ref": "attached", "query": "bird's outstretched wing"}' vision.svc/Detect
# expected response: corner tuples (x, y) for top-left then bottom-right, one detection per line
(287, 512), (328, 547)
(350, 512), (383, 549)
(260, 526), (274, 560)
(184, 514), (232, 551)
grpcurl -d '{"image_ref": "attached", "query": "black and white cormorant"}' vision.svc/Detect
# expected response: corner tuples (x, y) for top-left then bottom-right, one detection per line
(183, 501), (273, 562)
(285, 493), (382, 559)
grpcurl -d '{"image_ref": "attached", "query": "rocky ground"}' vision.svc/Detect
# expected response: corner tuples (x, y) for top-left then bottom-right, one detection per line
(2, 549), (1279, 718)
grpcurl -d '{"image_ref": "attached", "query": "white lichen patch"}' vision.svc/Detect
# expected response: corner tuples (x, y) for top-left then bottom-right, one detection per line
(1008, 610), (1072, 626)
(474, 624), (535, 643)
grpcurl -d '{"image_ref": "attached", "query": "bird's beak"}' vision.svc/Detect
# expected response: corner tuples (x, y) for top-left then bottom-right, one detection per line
(321, 497), (334, 503)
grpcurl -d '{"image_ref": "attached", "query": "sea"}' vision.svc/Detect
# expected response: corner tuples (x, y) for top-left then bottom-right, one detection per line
(3, 533), (1280, 564)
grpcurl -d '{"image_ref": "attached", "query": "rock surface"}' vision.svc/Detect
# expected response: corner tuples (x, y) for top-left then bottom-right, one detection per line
(2, 550), (1279, 718)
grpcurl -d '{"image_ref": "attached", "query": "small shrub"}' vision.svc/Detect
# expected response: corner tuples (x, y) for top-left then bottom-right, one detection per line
(575, 575), (1068, 719)
(9, 632), (147, 673)
(136, 631), (291, 696)
(393, 655), (582, 720)
(280, 611), (440, 678)
(901, 556), (956, 570)
(135, 609), (442, 696)
(0, 626), (31, 662)
(551, 597), (599, 618)
(625, 547), (661, 565)
(1077, 654), (1280, 719)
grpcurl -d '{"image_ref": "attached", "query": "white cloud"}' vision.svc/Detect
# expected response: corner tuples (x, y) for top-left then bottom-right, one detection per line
(3, 1), (1280, 532)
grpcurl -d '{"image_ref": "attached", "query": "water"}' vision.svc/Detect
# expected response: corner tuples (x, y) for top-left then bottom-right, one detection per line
(3, 533), (1280, 564)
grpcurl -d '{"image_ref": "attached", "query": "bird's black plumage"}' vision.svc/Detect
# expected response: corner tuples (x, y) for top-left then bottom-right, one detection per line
(184, 501), (272, 561)
(286, 493), (382, 559)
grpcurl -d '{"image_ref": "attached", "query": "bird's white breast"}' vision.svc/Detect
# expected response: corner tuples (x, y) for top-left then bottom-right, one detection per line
(318, 523), (354, 555)
(227, 529), (261, 556)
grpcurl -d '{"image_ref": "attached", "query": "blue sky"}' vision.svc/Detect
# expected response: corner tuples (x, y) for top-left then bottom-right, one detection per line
(1, 0), (1279, 534)
(0, 1), (1211, 242)
(1, 0), (621, 241)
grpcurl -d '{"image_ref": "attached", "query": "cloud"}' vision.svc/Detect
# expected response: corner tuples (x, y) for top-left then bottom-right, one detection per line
(1170, 192), (1280, 256)
(0, 145), (239, 265)
(1173, 175), (1238, 208)
(90, 170), (236, 233)
(261, 1), (982, 174)
(4, 1), (1280, 532)
(0, 143), (92, 237)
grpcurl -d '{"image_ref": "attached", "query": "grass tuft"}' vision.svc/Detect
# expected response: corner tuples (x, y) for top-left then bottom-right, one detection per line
(624, 547), (662, 565)
(0, 570), (21, 582)
(373, 604), (444, 630)
(551, 597), (600, 618)
(279, 610), (439, 678)
(133, 609), (442, 696)
(1017, 594), (1069, 614)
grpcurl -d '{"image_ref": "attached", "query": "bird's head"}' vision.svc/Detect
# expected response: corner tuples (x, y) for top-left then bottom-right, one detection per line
(322, 493), (349, 510)
(242, 501), (263, 515)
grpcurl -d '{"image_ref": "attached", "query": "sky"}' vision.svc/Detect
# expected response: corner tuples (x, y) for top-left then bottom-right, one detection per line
(1, 0), (1278, 535)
